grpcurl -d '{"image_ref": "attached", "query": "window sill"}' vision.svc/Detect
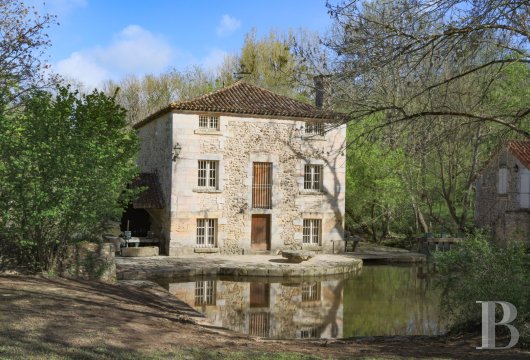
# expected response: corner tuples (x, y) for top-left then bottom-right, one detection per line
(194, 129), (222, 135)
(302, 135), (326, 141)
(194, 247), (219, 253)
(299, 190), (325, 195)
(300, 300), (322, 308)
(301, 245), (322, 251)
(193, 188), (222, 193)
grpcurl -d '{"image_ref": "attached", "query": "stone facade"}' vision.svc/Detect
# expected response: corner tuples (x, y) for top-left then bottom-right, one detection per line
(136, 112), (346, 256)
(136, 113), (173, 254)
(475, 147), (530, 243)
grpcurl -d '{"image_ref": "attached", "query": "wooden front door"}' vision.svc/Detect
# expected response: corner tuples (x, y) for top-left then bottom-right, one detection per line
(251, 214), (270, 250)
(250, 283), (270, 308)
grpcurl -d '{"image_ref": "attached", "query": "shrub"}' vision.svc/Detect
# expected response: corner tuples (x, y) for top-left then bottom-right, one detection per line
(434, 233), (530, 347)
(0, 86), (138, 272)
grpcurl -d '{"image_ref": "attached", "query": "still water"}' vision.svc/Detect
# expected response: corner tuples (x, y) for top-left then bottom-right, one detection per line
(157, 264), (445, 339)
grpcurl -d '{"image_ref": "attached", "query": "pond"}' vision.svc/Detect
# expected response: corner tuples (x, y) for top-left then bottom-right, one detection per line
(155, 264), (445, 340)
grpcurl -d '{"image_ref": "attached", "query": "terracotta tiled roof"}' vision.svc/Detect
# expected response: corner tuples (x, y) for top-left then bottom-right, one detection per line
(507, 140), (530, 169)
(131, 173), (164, 209)
(133, 81), (346, 129)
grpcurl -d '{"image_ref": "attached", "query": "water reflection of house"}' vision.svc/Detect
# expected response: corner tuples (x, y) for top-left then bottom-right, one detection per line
(168, 279), (343, 339)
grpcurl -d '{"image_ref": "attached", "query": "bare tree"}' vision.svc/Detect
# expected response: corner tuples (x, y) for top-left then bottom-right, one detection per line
(0, 1), (57, 103)
(322, 0), (529, 138)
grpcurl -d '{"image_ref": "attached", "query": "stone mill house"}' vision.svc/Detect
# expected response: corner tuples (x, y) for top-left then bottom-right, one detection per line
(125, 81), (347, 256)
(475, 140), (530, 243)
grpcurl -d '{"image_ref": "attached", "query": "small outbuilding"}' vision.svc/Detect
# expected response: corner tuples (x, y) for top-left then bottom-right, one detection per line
(475, 140), (530, 243)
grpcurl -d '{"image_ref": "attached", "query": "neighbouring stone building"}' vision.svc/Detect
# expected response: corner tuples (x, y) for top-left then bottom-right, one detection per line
(475, 140), (530, 243)
(127, 81), (347, 256)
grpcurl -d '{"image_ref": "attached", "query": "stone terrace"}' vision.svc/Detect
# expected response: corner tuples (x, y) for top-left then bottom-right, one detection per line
(116, 254), (362, 281)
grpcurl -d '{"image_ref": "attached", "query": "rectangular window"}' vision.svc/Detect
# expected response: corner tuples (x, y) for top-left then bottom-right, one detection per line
(305, 122), (324, 136)
(304, 164), (323, 191)
(195, 280), (216, 305)
(249, 312), (270, 337)
(520, 169), (530, 208)
(498, 167), (508, 194)
(198, 160), (218, 189)
(196, 219), (217, 247)
(300, 327), (320, 339)
(199, 115), (219, 130)
(301, 282), (321, 302)
(252, 162), (272, 209)
(303, 219), (321, 245)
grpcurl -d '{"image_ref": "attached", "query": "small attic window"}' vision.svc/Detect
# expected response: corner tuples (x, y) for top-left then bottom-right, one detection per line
(199, 115), (219, 130)
(305, 122), (324, 136)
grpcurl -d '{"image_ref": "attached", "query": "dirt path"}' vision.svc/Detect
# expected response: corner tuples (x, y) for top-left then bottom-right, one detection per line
(0, 275), (528, 359)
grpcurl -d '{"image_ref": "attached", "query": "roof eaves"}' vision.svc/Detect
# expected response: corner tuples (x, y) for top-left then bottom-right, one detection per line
(132, 104), (175, 129)
(507, 140), (530, 169)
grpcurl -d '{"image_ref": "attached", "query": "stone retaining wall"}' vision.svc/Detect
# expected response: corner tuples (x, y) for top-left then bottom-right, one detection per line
(60, 242), (116, 282)
(116, 255), (362, 281)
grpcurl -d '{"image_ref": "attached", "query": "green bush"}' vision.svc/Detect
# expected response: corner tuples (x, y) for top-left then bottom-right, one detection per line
(0, 86), (138, 272)
(434, 233), (529, 346)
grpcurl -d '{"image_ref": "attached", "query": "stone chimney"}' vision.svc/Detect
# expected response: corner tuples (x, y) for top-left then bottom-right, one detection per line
(314, 75), (331, 109)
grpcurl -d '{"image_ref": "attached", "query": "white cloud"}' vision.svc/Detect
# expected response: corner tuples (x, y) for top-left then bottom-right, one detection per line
(216, 14), (241, 36)
(56, 52), (109, 88)
(95, 25), (173, 74)
(54, 25), (174, 89)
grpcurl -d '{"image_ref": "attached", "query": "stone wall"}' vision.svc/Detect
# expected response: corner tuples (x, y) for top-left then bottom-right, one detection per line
(136, 114), (173, 254)
(60, 243), (116, 282)
(475, 148), (530, 243)
(167, 113), (347, 255)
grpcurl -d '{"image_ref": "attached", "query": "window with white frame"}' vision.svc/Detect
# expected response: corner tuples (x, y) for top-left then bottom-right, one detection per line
(304, 164), (323, 191)
(198, 160), (218, 189)
(498, 167), (508, 194)
(196, 219), (217, 247)
(303, 219), (321, 245)
(305, 122), (324, 136)
(301, 282), (321, 302)
(195, 280), (216, 305)
(199, 115), (219, 130)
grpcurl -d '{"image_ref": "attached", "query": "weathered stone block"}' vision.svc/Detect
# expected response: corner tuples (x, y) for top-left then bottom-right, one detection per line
(121, 246), (159, 257)
(281, 250), (315, 263)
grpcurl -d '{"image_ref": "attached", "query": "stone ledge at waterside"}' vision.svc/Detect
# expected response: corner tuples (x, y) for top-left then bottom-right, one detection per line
(115, 254), (363, 281)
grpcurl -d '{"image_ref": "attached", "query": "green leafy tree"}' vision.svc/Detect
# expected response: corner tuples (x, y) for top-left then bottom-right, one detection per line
(345, 117), (410, 241)
(318, 1), (530, 235)
(0, 86), (138, 271)
(234, 28), (327, 103)
(435, 234), (530, 346)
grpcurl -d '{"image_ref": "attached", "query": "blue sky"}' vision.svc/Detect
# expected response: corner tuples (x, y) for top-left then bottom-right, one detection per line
(35, 0), (333, 88)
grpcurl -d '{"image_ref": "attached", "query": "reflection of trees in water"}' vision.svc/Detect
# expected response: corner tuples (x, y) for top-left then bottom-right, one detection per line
(273, 286), (299, 338)
(219, 282), (247, 332)
(313, 281), (343, 339)
(343, 265), (444, 337)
